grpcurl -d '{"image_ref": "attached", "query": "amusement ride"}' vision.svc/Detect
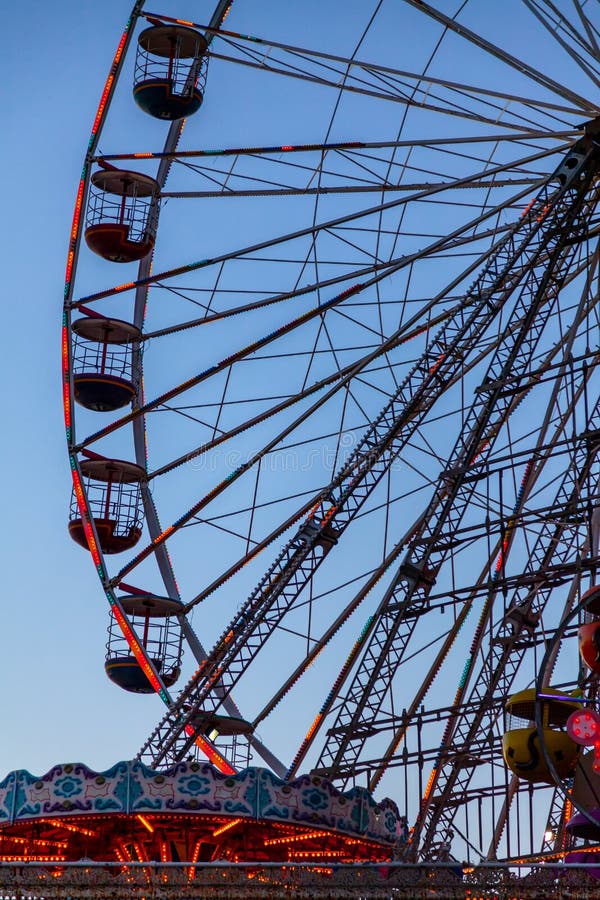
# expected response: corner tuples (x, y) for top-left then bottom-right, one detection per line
(5, 0), (600, 889)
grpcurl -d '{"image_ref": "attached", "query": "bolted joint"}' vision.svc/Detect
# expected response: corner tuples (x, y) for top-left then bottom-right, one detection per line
(398, 557), (437, 588)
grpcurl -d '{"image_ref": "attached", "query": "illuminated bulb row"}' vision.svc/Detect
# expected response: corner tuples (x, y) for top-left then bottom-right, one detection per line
(212, 818), (242, 837)
(187, 838), (203, 883)
(1, 835), (67, 850)
(117, 841), (133, 862)
(46, 819), (98, 837)
(133, 841), (148, 862)
(264, 830), (331, 846)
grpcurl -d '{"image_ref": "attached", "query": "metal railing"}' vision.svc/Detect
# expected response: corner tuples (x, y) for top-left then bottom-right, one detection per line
(0, 860), (599, 899)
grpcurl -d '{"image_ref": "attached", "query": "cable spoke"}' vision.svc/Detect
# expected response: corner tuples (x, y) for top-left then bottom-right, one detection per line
(402, 0), (598, 110)
(522, 0), (600, 90)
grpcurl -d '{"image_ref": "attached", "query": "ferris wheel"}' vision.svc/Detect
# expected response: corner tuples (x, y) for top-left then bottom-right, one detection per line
(62, 0), (600, 866)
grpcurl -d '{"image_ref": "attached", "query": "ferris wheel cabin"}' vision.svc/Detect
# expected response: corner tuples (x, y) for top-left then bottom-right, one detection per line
(84, 168), (159, 263)
(68, 458), (145, 555)
(502, 688), (581, 784)
(566, 743), (600, 842)
(578, 585), (600, 675)
(105, 593), (183, 693)
(72, 317), (141, 412)
(134, 24), (208, 120)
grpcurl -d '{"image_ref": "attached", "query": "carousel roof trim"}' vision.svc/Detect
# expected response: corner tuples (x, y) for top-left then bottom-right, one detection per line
(0, 759), (402, 846)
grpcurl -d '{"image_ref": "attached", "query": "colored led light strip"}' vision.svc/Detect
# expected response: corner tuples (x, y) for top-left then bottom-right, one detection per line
(63, 14), (136, 303)
(117, 841), (133, 866)
(111, 603), (166, 697)
(287, 616), (374, 779)
(492, 458), (533, 576)
(419, 458), (535, 811)
(2, 836), (67, 850)
(98, 140), (366, 162)
(133, 840), (149, 863)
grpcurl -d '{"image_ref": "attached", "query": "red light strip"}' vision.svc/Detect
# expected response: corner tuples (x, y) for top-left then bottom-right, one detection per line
(3, 836), (67, 850)
(99, 139), (366, 163)
(111, 604), (164, 695)
(62, 319), (72, 437)
(61, 4), (240, 777)
(70, 464), (101, 567)
(183, 723), (235, 774)
(492, 458), (533, 577)
(117, 841), (133, 865)
(68, 453), (175, 705)
(61, 6), (185, 736)
(63, 17), (133, 302)
(0, 855), (67, 863)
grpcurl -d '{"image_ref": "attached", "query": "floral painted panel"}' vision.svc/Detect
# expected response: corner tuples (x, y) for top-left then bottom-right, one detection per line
(129, 760), (257, 817)
(0, 772), (16, 823)
(12, 762), (128, 821)
(3, 760), (402, 843)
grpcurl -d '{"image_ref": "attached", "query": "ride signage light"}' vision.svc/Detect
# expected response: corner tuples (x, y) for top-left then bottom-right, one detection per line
(566, 709), (600, 745)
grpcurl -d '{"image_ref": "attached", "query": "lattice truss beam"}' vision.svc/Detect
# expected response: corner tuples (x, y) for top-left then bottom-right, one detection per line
(138, 128), (600, 782)
(311, 169), (600, 776)
(413, 399), (600, 861)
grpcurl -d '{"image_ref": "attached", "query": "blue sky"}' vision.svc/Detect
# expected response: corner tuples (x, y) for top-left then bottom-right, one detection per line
(1, 1), (158, 776)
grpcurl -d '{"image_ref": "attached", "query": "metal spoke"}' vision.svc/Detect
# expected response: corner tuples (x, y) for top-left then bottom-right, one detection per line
(145, 9), (593, 116)
(572, 0), (600, 55)
(74, 142), (563, 308)
(522, 0), (600, 90)
(402, 0), (597, 111)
